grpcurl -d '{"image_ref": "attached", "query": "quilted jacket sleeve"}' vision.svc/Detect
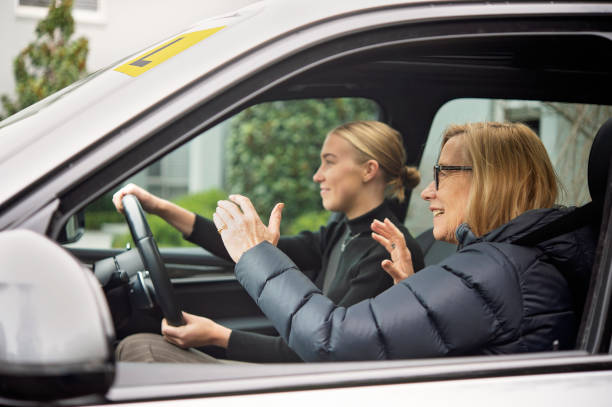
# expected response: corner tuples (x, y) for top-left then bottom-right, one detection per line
(234, 242), (511, 361)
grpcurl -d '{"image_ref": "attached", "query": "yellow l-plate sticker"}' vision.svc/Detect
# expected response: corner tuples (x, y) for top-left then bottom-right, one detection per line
(115, 27), (225, 77)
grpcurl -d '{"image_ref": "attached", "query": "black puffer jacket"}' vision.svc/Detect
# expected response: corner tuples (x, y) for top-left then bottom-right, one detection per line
(187, 201), (424, 362)
(234, 207), (596, 361)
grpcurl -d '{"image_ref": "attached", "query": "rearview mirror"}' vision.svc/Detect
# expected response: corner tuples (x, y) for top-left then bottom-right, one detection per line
(0, 230), (115, 403)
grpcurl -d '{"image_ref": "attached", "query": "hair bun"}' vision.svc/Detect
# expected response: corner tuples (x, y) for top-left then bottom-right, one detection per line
(401, 166), (420, 189)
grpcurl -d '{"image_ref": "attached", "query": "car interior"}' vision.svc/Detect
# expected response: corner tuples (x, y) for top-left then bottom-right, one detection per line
(39, 10), (612, 399)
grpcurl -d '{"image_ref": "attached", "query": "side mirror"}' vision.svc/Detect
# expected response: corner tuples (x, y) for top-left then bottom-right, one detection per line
(58, 211), (85, 244)
(0, 230), (115, 403)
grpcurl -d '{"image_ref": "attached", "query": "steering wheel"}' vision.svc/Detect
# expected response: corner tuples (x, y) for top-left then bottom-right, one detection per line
(122, 194), (185, 326)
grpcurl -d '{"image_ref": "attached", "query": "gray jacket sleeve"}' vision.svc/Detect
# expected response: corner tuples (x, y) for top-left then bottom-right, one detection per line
(234, 242), (510, 361)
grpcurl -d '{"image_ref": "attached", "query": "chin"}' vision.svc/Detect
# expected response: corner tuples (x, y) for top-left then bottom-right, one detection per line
(432, 219), (444, 241)
(432, 228), (444, 242)
(433, 227), (454, 244)
(321, 200), (334, 212)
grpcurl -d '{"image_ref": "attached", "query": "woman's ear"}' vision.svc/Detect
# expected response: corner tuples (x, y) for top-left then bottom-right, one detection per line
(362, 159), (380, 182)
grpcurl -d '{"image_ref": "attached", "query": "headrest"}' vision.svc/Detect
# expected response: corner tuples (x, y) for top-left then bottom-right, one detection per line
(588, 118), (612, 204)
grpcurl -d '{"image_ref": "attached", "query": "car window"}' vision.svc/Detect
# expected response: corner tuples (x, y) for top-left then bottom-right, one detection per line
(72, 97), (379, 250)
(405, 98), (612, 238)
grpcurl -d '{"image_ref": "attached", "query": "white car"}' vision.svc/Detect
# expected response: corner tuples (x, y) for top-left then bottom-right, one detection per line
(1, 1), (612, 406)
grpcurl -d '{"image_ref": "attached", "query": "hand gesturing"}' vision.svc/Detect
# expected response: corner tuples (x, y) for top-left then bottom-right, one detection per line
(213, 194), (284, 263)
(371, 218), (414, 284)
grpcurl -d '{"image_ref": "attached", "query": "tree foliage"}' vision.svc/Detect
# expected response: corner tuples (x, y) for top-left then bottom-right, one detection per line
(225, 98), (378, 232)
(1, 0), (88, 119)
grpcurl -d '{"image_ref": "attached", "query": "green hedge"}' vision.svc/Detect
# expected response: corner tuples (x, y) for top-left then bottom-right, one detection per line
(286, 210), (331, 235)
(112, 189), (227, 248)
(110, 190), (332, 248)
(85, 211), (124, 230)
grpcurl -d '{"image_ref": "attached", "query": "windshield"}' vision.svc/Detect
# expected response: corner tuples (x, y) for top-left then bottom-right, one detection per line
(0, 70), (103, 131)
(0, 2), (264, 132)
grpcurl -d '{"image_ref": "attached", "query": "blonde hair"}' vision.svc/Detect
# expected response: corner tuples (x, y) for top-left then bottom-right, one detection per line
(331, 121), (420, 202)
(442, 122), (558, 237)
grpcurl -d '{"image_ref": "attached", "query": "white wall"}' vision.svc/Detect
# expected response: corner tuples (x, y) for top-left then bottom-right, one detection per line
(0, 0), (259, 103)
(188, 120), (229, 194)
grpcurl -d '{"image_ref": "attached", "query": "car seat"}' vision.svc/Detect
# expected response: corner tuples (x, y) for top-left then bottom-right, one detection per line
(514, 118), (612, 247)
(514, 118), (612, 348)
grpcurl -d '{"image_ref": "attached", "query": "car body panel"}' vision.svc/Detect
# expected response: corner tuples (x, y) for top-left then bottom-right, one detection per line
(102, 370), (612, 407)
(0, 0), (611, 405)
(104, 353), (612, 404)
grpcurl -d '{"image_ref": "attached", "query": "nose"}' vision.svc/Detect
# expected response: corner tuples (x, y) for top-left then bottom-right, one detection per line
(420, 180), (436, 201)
(313, 166), (324, 183)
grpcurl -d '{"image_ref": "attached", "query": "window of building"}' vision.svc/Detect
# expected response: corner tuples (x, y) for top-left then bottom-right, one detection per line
(15, 0), (106, 24)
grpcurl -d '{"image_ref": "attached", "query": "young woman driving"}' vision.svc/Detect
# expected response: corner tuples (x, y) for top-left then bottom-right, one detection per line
(113, 120), (425, 363)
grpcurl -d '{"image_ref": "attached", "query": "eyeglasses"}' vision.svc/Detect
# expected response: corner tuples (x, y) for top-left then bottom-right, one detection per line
(433, 164), (473, 190)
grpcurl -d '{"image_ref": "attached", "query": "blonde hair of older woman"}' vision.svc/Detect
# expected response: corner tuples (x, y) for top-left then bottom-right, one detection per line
(442, 122), (558, 237)
(331, 121), (420, 202)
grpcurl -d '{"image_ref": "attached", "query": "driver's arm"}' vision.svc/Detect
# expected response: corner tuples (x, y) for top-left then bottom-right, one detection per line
(113, 183), (196, 236)
(155, 199), (196, 237)
(187, 214), (326, 268)
(186, 215), (232, 260)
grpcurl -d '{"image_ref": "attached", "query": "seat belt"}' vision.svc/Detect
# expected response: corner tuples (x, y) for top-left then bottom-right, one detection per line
(513, 202), (598, 246)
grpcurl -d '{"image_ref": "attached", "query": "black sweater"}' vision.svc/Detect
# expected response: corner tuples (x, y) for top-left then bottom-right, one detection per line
(186, 201), (424, 362)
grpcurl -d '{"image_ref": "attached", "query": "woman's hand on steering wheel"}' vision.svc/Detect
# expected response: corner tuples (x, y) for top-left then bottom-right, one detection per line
(113, 183), (162, 215)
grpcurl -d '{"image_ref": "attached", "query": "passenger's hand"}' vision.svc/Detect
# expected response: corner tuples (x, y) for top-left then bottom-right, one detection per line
(112, 183), (161, 215)
(371, 218), (414, 284)
(161, 311), (231, 349)
(213, 194), (284, 263)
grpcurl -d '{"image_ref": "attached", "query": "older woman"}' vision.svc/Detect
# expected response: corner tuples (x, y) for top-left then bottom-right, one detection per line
(213, 122), (596, 361)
